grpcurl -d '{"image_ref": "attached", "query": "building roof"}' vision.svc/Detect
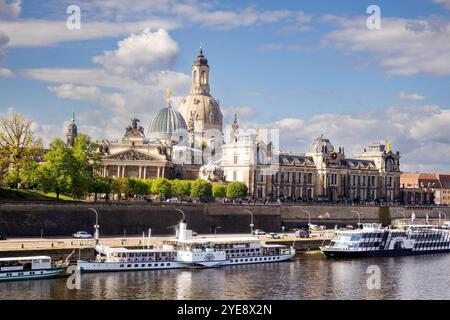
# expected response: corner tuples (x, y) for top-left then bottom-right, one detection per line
(278, 154), (315, 166)
(344, 159), (377, 170)
(309, 134), (334, 154)
(148, 106), (187, 135)
(401, 172), (442, 188)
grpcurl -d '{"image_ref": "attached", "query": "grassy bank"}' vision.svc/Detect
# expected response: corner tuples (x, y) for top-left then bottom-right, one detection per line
(0, 188), (76, 201)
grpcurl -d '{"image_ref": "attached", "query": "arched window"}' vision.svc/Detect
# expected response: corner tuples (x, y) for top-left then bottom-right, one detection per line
(200, 71), (206, 85)
(193, 70), (198, 83)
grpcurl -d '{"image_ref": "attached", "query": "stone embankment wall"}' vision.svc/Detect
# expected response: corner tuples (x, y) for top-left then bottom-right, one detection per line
(0, 202), (449, 237)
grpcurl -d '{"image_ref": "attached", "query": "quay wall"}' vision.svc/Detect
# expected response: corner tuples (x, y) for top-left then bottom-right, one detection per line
(1, 202), (449, 237)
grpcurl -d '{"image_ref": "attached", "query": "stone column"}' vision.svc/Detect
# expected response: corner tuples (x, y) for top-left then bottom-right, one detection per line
(143, 167), (147, 179)
(162, 166), (165, 178)
(122, 166), (126, 178)
(117, 165), (120, 178)
(139, 166), (142, 179)
(157, 167), (161, 178)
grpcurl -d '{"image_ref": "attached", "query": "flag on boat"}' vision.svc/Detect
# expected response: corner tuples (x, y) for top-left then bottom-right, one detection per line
(411, 212), (416, 222)
(426, 213), (429, 223)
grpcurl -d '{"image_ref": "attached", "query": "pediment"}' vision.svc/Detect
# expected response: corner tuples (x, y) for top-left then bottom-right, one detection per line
(104, 149), (159, 161)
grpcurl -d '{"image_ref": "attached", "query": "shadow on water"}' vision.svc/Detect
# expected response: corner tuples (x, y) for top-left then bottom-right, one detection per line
(1, 253), (450, 300)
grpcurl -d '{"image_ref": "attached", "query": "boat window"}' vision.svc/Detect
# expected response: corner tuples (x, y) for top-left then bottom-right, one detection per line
(167, 263), (170, 266)
(155, 264), (158, 267)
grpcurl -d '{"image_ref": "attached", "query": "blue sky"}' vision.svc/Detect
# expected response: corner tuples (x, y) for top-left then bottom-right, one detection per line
(1, 0), (450, 171)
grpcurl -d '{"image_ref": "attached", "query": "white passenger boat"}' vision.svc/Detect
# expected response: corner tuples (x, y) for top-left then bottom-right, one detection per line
(77, 221), (295, 273)
(0, 256), (66, 281)
(321, 223), (450, 258)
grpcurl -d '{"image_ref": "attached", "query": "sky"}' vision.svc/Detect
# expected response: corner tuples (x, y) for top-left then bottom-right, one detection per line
(1, 0), (450, 172)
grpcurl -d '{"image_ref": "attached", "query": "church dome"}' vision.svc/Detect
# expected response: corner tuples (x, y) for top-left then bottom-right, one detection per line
(309, 134), (335, 154)
(178, 94), (222, 131)
(194, 47), (208, 66)
(148, 106), (187, 140)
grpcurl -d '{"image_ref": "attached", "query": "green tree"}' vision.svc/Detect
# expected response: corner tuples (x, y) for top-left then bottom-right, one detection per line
(0, 112), (43, 187)
(38, 138), (77, 199)
(111, 178), (130, 201)
(171, 180), (191, 197)
(89, 176), (112, 202)
(19, 161), (40, 189)
(379, 206), (391, 227)
(73, 134), (102, 196)
(129, 178), (150, 196)
(226, 181), (248, 199)
(190, 179), (212, 199)
(212, 184), (227, 198)
(151, 178), (172, 199)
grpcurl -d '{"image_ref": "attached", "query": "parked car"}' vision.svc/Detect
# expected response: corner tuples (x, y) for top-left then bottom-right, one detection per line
(345, 225), (355, 230)
(0, 232), (7, 240)
(295, 229), (310, 238)
(166, 197), (180, 203)
(72, 231), (93, 239)
(267, 233), (281, 239)
(253, 229), (266, 235)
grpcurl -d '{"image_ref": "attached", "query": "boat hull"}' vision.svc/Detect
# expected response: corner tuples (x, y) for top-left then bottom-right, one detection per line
(321, 248), (450, 258)
(0, 267), (65, 282)
(77, 253), (295, 273)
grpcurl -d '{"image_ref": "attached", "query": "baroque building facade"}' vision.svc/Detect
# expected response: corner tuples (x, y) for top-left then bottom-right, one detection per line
(66, 48), (402, 202)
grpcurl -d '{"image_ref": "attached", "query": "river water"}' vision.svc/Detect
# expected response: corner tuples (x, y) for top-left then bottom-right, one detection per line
(1, 252), (450, 300)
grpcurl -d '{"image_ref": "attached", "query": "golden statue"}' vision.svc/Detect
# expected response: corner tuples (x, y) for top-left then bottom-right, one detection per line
(387, 141), (392, 152)
(166, 88), (173, 107)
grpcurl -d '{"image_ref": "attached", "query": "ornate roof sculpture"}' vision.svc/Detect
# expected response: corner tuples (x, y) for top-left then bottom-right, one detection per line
(124, 118), (145, 138)
(199, 161), (224, 182)
(104, 149), (159, 161)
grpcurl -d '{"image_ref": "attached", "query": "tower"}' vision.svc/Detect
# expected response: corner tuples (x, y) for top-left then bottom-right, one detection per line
(178, 46), (223, 164)
(191, 46), (210, 95)
(66, 112), (78, 147)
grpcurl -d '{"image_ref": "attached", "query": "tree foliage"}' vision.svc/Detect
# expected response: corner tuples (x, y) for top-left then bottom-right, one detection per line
(190, 179), (212, 199)
(379, 206), (391, 227)
(226, 181), (248, 199)
(151, 178), (172, 199)
(212, 184), (227, 198)
(0, 112), (43, 187)
(171, 180), (191, 197)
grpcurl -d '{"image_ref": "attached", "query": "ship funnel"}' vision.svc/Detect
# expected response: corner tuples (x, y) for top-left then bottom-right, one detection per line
(177, 220), (193, 240)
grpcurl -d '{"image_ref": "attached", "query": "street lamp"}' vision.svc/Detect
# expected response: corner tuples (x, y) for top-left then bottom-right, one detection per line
(243, 209), (254, 235)
(395, 210), (406, 226)
(88, 208), (99, 245)
(351, 210), (361, 224)
(301, 209), (311, 225)
(439, 211), (447, 227)
(175, 208), (186, 222)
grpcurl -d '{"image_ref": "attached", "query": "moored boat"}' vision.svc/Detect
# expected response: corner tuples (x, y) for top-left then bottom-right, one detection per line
(0, 256), (67, 281)
(77, 220), (295, 273)
(321, 223), (450, 258)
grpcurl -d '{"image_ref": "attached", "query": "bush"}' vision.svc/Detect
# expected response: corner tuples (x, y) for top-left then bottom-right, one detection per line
(212, 184), (227, 198)
(379, 206), (391, 227)
(226, 181), (248, 199)
(190, 179), (212, 199)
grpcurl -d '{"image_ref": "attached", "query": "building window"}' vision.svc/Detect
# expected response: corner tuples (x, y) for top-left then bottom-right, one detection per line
(233, 171), (237, 181)
(233, 155), (238, 164)
(307, 173), (313, 184)
(256, 171), (264, 182)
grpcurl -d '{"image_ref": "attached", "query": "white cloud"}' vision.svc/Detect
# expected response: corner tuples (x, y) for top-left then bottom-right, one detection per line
(0, 19), (180, 47)
(0, 1), (311, 47)
(93, 29), (179, 77)
(237, 104), (450, 172)
(48, 84), (127, 115)
(399, 91), (425, 101)
(0, 0), (21, 19)
(323, 16), (450, 76)
(433, 0), (450, 10)
(0, 68), (14, 77)
(222, 106), (256, 122)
